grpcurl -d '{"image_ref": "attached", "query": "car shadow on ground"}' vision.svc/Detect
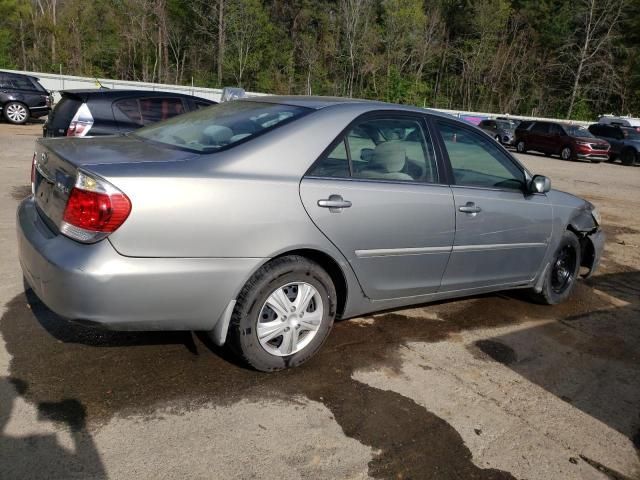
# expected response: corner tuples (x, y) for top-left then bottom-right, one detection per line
(2, 269), (638, 478)
(470, 270), (640, 467)
(0, 376), (106, 479)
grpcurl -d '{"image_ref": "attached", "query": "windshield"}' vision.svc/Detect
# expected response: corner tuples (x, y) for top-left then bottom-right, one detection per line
(622, 128), (640, 140)
(133, 100), (312, 152)
(496, 120), (516, 130)
(564, 125), (595, 138)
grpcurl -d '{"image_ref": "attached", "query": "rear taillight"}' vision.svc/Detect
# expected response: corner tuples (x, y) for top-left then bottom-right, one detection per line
(30, 152), (36, 194)
(60, 171), (131, 243)
(66, 103), (94, 137)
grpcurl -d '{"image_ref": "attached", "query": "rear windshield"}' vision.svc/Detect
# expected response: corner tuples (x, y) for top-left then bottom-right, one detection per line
(564, 125), (595, 138)
(133, 100), (312, 152)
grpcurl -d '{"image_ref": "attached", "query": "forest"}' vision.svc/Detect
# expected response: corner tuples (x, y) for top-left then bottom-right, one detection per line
(0, 0), (638, 120)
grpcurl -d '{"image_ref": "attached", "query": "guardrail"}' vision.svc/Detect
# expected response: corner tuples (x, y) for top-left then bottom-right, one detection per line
(4, 69), (594, 126)
(3, 69), (266, 103)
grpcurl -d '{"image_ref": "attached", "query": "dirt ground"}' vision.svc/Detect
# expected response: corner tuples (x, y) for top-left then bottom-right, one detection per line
(0, 122), (638, 480)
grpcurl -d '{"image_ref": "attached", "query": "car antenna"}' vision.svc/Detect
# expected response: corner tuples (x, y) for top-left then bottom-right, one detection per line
(94, 78), (109, 90)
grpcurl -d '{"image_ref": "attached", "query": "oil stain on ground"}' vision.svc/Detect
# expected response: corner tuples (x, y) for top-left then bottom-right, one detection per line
(0, 277), (624, 479)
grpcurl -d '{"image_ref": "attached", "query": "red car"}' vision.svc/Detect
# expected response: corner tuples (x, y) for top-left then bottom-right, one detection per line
(515, 121), (610, 163)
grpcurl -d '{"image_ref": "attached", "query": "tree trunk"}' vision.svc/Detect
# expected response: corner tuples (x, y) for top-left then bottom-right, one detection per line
(217, 0), (225, 86)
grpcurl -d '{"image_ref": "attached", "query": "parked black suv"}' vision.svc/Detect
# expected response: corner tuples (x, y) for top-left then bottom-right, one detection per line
(43, 89), (216, 137)
(0, 71), (51, 124)
(588, 123), (640, 166)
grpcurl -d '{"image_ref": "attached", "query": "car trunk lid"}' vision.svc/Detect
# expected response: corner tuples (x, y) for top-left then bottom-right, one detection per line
(32, 135), (196, 232)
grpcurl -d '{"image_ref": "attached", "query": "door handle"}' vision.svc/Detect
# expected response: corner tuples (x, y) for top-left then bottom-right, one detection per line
(318, 195), (352, 212)
(458, 202), (481, 214)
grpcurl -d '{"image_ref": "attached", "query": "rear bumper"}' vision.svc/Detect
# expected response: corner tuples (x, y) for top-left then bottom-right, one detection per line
(17, 197), (262, 331)
(29, 106), (50, 118)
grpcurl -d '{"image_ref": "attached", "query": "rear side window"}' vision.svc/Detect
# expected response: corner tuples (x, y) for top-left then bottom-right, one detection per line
(133, 100), (311, 152)
(114, 97), (186, 126)
(531, 122), (549, 134)
(436, 120), (525, 190)
(308, 116), (439, 184)
(140, 98), (185, 124)
(7, 76), (37, 91)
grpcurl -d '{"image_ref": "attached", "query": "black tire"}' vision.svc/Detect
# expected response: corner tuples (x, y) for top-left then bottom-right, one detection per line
(621, 148), (637, 166)
(227, 255), (337, 372)
(3, 101), (29, 125)
(516, 140), (526, 153)
(560, 146), (573, 161)
(529, 231), (581, 305)
(494, 135), (501, 143)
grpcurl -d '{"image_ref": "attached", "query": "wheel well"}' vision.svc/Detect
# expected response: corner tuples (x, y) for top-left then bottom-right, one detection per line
(566, 226), (596, 274)
(273, 249), (348, 318)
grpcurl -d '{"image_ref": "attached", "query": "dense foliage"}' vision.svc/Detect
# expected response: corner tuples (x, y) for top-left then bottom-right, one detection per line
(1, 0), (638, 120)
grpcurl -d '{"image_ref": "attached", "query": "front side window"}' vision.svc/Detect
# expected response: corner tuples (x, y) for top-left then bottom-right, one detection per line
(133, 100), (311, 152)
(436, 120), (525, 191)
(308, 116), (438, 183)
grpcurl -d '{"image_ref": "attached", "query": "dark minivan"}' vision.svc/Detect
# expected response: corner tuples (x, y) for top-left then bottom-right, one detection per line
(0, 71), (51, 124)
(515, 121), (609, 163)
(43, 89), (216, 137)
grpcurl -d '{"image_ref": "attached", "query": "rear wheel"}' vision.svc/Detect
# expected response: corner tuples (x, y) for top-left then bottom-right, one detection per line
(621, 148), (637, 166)
(516, 140), (526, 153)
(560, 146), (573, 161)
(227, 255), (337, 372)
(3, 102), (29, 124)
(529, 231), (581, 305)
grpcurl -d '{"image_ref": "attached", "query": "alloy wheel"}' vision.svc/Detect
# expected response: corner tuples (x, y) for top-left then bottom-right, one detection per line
(561, 147), (572, 160)
(6, 103), (28, 123)
(257, 282), (324, 357)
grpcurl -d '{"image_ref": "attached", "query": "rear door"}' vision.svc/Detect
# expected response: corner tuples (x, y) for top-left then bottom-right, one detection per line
(433, 118), (552, 291)
(300, 112), (455, 300)
(528, 122), (550, 152)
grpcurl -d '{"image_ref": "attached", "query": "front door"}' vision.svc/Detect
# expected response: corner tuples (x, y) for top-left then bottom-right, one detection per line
(433, 119), (553, 291)
(300, 114), (455, 300)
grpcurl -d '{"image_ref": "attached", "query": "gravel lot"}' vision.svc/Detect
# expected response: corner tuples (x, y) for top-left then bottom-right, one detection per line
(0, 123), (639, 480)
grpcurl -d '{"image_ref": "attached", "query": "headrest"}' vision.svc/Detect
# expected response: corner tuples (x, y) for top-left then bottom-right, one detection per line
(202, 125), (233, 144)
(371, 141), (406, 173)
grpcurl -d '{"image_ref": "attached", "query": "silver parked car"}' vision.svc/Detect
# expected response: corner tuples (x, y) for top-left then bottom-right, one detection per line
(17, 97), (604, 371)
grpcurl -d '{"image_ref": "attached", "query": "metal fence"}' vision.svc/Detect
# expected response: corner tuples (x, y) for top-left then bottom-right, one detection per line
(4, 69), (592, 126)
(4, 69), (265, 103)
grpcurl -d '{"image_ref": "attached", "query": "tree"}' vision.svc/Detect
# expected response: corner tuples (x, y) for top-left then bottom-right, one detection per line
(562, 0), (625, 118)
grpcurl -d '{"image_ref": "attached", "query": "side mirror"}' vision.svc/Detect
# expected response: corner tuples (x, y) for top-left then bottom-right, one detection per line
(530, 175), (551, 194)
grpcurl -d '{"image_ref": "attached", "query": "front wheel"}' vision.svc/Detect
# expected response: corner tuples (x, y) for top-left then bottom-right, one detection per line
(529, 231), (581, 305)
(226, 255), (337, 371)
(560, 146), (573, 161)
(621, 148), (637, 166)
(3, 101), (29, 124)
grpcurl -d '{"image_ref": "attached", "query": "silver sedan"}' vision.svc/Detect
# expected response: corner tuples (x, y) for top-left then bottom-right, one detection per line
(17, 97), (604, 371)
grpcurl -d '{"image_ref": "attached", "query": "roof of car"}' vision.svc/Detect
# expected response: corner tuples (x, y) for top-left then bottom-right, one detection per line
(0, 70), (40, 80)
(244, 95), (459, 121)
(61, 89), (215, 102)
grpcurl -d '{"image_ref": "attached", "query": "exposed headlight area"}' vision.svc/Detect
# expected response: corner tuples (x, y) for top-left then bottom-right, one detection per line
(591, 207), (602, 226)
